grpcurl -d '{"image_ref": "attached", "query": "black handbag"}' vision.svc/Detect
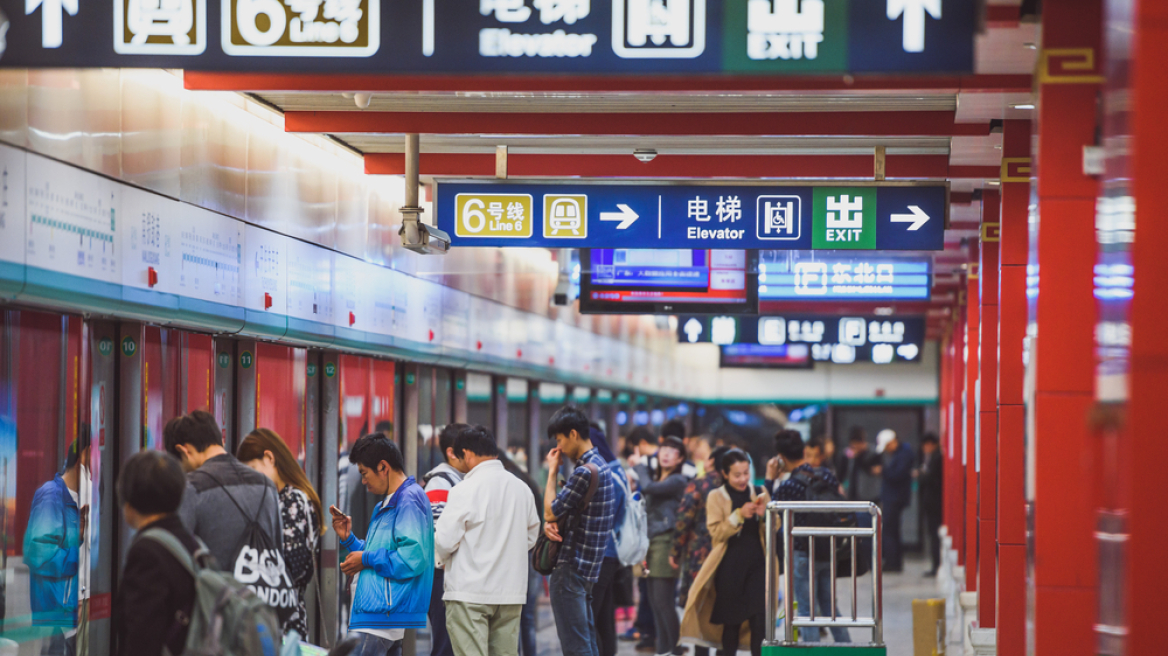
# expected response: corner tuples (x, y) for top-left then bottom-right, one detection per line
(532, 463), (599, 576)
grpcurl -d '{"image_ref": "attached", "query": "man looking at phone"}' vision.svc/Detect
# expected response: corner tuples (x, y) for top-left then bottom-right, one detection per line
(543, 407), (616, 656)
(331, 434), (435, 656)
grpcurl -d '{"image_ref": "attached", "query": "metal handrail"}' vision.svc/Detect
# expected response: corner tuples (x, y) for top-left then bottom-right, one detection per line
(764, 501), (884, 647)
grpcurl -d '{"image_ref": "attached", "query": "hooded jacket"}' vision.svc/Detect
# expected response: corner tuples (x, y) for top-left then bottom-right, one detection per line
(340, 476), (435, 630)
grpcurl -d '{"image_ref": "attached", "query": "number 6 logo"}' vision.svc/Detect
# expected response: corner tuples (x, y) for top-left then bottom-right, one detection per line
(236, 0), (287, 46)
(462, 198), (486, 234)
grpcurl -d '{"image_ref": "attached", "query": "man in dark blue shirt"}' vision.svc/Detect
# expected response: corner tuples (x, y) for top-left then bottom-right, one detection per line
(876, 429), (915, 573)
(543, 407), (616, 656)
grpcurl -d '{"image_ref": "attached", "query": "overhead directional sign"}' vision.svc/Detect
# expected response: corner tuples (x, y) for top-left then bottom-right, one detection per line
(436, 181), (947, 251)
(677, 314), (927, 364)
(757, 252), (932, 300)
(1, 0), (974, 75)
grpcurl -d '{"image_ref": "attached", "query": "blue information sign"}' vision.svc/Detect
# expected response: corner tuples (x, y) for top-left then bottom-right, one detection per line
(435, 181), (947, 251)
(757, 252), (932, 300)
(3, 0), (974, 75)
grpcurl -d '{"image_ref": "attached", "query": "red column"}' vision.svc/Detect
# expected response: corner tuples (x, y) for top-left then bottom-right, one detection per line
(1032, 0), (1102, 653)
(964, 240), (980, 592)
(1123, 1), (1168, 653)
(948, 309), (966, 566)
(977, 190), (1000, 627)
(996, 121), (1031, 656)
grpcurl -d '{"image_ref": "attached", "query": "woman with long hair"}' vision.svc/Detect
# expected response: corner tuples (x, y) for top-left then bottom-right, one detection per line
(679, 449), (773, 656)
(631, 436), (689, 656)
(238, 428), (325, 638)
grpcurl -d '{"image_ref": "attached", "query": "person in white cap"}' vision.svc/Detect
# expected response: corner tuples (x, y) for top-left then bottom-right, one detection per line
(876, 429), (914, 573)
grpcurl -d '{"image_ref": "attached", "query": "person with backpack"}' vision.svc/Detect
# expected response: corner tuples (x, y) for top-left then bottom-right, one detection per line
(670, 445), (729, 656)
(630, 436), (689, 656)
(114, 450), (200, 655)
(238, 428), (326, 638)
(165, 411), (293, 624)
(434, 426), (540, 656)
(680, 449), (772, 656)
(542, 407), (616, 656)
(117, 449), (284, 656)
(773, 430), (851, 644)
(331, 434), (434, 656)
(588, 425), (628, 656)
(423, 423), (470, 656)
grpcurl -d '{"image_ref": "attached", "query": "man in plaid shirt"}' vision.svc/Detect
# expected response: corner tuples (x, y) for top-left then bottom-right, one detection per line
(543, 406), (616, 656)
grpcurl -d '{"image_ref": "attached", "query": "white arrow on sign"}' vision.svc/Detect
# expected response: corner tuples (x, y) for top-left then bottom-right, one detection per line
(891, 205), (930, 231)
(600, 204), (639, 229)
(887, 0), (941, 53)
(26, 0), (78, 48)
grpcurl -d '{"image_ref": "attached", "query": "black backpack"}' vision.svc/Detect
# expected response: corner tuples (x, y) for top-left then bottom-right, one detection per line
(792, 468), (872, 578)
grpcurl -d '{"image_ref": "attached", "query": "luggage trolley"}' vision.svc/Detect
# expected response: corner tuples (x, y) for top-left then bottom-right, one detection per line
(764, 501), (886, 655)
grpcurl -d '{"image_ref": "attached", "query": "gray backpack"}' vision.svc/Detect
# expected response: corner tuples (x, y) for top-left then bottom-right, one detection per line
(140, 528), (283, 656)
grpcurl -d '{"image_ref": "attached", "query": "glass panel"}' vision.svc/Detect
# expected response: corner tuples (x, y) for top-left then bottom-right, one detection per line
(506, 379), (528, 469)
(142, 326), (181, 451)
(466, 373), (491, 428)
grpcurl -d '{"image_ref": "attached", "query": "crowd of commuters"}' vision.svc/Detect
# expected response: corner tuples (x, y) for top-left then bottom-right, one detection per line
(21, 402), (945, 656)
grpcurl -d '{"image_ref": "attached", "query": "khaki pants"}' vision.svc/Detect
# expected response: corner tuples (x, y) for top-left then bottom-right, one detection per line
(446, 600), (524, 656)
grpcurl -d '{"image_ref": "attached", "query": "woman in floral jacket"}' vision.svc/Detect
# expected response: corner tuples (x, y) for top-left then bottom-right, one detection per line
(670, 447), (729, 611)
(239, 428), (324, 638)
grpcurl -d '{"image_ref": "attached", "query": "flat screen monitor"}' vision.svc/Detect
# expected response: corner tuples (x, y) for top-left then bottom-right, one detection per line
(758, 251), (932, 301)
(719, 343), (813, 369)
(580, 249), (759, 315)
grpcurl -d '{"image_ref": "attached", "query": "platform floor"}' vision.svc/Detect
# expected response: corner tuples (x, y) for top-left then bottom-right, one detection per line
(526, 555), (936, 656)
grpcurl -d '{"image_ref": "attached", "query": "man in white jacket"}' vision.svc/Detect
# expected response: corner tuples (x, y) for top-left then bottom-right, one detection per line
(435, 425), (541, 656)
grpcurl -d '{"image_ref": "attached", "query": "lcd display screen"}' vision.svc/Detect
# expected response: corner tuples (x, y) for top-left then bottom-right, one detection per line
(757, 251), (932, 301)
(719, 343), (814, 369)
(580, 249), (759, 315)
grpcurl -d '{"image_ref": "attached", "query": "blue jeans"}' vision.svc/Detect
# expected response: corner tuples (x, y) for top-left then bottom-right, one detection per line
(347, 632), (404, 656)
(520, 562), (541, 656)
(549, 564), (598, 656)
(792, 550), (851, 644)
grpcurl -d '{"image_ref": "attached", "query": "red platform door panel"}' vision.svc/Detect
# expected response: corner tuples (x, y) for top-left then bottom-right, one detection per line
(142, 327), (181, 451)
(183, 332), (215, 415)
(255, 343), (307, 460)
(340, 354), (371, 449)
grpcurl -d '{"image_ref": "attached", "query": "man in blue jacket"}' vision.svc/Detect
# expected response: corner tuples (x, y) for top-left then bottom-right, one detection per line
(876, 429), (915, 573)
(331, 434), (435, 656)
(24, 428), (96, 656)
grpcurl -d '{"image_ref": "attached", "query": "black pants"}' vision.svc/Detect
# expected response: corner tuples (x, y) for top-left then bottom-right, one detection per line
(721, 613), (765, 656)
(591, 558), (621, 656)
(428, 569), (453, 656)
(635, 577), (656, 638)
(924, 505), (943, 572)
(647, 578), (680, 655)
(882, 499), (907, 571)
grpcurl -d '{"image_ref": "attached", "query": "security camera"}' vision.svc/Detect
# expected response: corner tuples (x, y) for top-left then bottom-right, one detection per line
(633, 148), (657, 163)
(399, 210), (450, 255)
(553, 277), (572, 306)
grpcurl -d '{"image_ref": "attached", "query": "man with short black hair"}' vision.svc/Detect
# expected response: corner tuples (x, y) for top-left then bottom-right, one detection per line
(435, 426), (540, 656)
(424, 423), (471, 656)
(774, 430), (850, 644)
(166, 411), (285, 604)
(114, 450), (201, 656)
(331, 434), (434, 656)
(918, 433), (944, 576)
(544, 407), (616, 656)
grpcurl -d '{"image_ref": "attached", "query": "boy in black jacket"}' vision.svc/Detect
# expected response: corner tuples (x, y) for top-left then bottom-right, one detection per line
(114, 450), (201, 656)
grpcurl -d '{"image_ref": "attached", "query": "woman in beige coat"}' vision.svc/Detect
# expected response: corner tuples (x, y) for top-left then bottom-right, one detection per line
(680, 450), (776, 656)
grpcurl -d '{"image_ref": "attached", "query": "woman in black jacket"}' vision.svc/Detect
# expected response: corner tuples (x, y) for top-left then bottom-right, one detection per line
(114, 450), (201, 656)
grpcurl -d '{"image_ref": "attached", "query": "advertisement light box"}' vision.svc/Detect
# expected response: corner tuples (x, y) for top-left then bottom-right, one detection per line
(757, 251), (931, 300)
(678, 314), (926, 365)
(580, 248), (759, 315)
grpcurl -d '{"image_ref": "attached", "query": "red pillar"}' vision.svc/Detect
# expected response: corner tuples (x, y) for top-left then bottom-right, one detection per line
(977, 190), (1000, 628)
(996, 121), (1031, 656)
(964, 240), (980, 592)
(948, 309), (966, 566)
(1031, 0), (1102, 653)
(1123, 1), (1168, 653)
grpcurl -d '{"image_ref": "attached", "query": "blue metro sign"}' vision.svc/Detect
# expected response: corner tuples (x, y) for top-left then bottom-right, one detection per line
(434, 181), (948, 251)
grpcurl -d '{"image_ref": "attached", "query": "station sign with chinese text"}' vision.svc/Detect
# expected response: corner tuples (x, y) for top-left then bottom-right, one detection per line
(757, 252), (932, 299)
(677, 314), (926, 364)
(3, 0), (975, 75)
(436, 181), (947, 251)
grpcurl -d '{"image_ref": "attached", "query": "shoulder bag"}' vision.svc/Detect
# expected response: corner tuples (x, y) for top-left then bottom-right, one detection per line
(532, 463), (599, 576)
